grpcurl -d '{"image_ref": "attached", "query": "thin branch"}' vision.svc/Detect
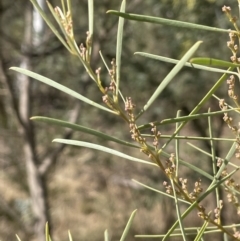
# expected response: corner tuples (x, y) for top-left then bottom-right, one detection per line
(0, 59), (26, 127)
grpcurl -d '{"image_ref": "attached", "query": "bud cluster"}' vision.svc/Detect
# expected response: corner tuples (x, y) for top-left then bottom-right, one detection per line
(214, 200), (223, 224)
(55, 7), (74, 38)
(233, 225), (240, 239)
(222, 6), (240, 65)
(189, 179), (203, 201)
(219, 98), (240, 160)
(227, 75), (238, 101)
(220, 168), (240, 215)
(222, 5), (238, 29)
(125, 98), (148, 153)
(165, 154), (176, 179)
(219, 98), (238, 133)
(150, 123), (161, 149)
(197, 205), (208, 220)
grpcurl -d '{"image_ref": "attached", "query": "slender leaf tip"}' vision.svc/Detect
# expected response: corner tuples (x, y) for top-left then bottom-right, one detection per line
(132, 209), (137, 214)
(134, 40), (203, 57)
(15, 235), (21, 241)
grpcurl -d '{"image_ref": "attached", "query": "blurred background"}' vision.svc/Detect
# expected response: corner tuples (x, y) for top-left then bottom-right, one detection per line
(0, 0), (238, 241)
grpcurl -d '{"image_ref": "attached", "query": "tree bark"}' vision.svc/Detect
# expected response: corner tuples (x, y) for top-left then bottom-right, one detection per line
(17, 3), (48, 241)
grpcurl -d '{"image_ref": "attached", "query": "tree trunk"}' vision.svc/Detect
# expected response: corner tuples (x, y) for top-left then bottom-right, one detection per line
(17, 3), (48, 241)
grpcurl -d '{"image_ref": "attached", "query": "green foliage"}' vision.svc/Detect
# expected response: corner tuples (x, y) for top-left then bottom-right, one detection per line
(11, 0), (240, 240)
(17, 212), (137, 241)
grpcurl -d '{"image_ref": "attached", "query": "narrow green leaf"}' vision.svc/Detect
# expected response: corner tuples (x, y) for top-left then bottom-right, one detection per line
(107, 11), (232, 34)
(150, 134), (235, 142)
(170, 179), (187, 241)
(66, 0), (72, 18)
(223, 233), (229, 241)
(208, 109), (221, 208)
(135, 52), (239, 78)
(193, 220), (209, 241)
(115, 0), (126, 102)
(88, 0), (94, 35)
(104, 230), (109, 241)
(136, 41), (202, 118)
(135, 229), (227, 238)
(190, 58), (240, 67)
(53, 139), (157, 166)
(45, 223), (50, 241)
(161, 108), (239, 125)
(136, 224), (240, 238)
(68, 231), (73, 241)
(88, 0), (94, 58)
(99, 51), (111, 72)
(16, 235), (21, 241)
(31, 116), (139, 148)
(138, 108), (239, 130)
(208, 111), (217, 169)
(135, 233), (194, 238)
(120, 209), (137, 241)
(132, 179), (191, 205)
(61, 0), (66, 15)
(175, 110), (181, 176)
(10, 67), (115, 114)
(187, 142), (240, 171)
